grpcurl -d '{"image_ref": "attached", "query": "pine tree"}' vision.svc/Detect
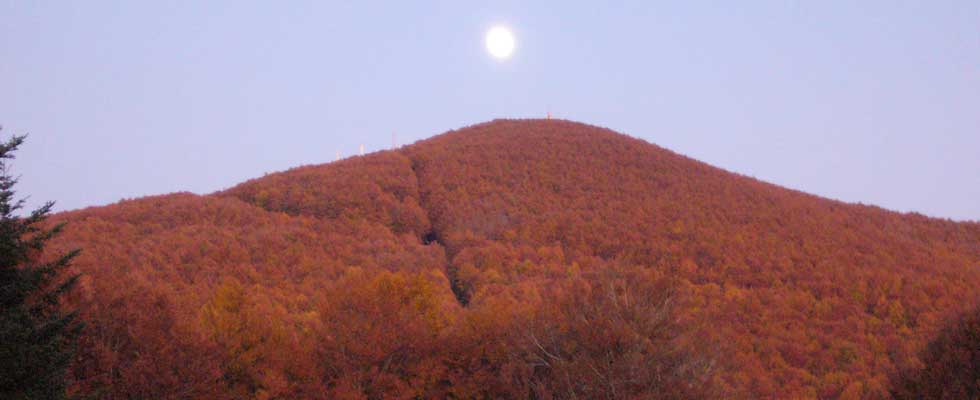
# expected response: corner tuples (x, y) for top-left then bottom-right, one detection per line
(0, 133), (81, 400)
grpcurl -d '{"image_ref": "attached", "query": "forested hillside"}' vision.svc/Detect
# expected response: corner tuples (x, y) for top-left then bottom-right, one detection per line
(47, 119), (980, 399)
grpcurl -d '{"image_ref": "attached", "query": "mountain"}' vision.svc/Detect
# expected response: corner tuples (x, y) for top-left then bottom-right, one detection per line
(47, 119), (979, 399)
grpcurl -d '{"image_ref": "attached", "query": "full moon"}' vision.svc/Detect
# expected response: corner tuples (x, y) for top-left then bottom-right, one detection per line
(485, 26), (515, 60)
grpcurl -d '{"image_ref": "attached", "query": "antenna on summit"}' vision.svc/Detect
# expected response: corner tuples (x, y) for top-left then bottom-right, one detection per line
(392, 132), (396, 150)
(359, 144), (365, 156)
(335, 150), (340, 161)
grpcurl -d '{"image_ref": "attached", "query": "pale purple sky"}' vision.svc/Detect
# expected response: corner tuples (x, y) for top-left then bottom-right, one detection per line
(2, 1), (978, 220)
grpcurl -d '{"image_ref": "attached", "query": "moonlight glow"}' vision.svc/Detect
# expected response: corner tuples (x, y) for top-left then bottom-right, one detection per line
(485, 26), (515, 60)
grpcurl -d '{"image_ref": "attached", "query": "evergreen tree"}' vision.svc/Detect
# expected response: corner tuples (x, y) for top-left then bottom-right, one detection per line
(0, 133), (81, 400)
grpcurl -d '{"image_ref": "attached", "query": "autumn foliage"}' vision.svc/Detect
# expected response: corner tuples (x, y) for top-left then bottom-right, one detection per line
(890, 302), (980, 399)
(45, 119), (980, 398)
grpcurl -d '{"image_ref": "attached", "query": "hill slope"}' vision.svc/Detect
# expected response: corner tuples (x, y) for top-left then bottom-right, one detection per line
(49, 119), (979, 398)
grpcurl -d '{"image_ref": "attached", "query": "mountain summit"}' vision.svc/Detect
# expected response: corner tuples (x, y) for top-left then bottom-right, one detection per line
(50, 119), (979, 398)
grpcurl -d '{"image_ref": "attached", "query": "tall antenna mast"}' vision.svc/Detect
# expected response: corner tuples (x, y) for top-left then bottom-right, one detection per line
(336, 150), (340, 161)
(359, 144), (365, 156)
(392, 132), (396, 150)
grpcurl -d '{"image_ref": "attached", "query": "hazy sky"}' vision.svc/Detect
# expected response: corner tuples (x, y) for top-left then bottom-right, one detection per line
(2, 1), (978, 220)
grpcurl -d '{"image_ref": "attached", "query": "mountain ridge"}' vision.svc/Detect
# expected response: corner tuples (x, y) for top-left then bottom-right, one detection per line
(48, 119), (979, 398)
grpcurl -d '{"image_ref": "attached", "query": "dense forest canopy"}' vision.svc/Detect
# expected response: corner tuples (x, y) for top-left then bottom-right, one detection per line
(45, 119), (979, 398)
